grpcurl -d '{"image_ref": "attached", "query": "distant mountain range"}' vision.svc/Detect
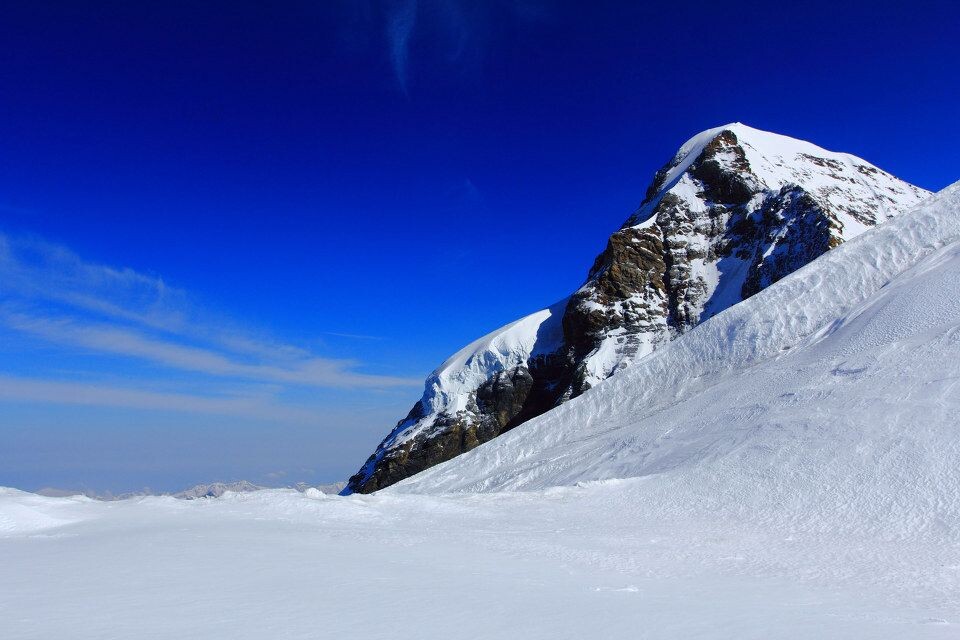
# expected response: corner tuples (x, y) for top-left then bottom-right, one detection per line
(33, 480), (346, 501)
(345, 123), (930, 494)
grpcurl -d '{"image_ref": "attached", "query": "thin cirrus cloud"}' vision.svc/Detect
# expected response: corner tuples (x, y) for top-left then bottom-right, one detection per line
(386, 0), (418, 94)
(375, 0), (551, 93)
(0, 231), (190, 333)
(0, 374), (322, 424)
(1, 310), (414, 389)
(0, 230), (420, 419)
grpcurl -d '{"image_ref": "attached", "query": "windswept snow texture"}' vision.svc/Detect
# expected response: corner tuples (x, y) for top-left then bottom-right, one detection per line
(1, 484), (956, 639)
(398, 183), (960, 495)
(392, 180), (960, 575)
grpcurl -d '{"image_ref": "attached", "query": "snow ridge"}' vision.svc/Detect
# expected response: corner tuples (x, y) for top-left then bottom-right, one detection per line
(631, 123), (924, 232)
(395, 181), (960, 494)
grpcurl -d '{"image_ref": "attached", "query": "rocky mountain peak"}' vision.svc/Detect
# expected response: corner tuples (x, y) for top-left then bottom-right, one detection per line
(344, 125), (930, 495)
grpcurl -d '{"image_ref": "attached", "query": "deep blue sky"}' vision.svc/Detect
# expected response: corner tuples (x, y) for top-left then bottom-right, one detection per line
(0, 0), (956, 493)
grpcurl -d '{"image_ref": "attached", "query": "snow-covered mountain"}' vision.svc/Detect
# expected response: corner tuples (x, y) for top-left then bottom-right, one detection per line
(172, 481), (265, 499)
(172, 480), (345, 499)
(396, 180), (960, 496)
(3, 164), (957, 640)
(345, 123), (930, 494)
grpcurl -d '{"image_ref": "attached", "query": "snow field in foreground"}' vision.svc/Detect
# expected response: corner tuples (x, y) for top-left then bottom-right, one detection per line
(0, 486), (956, 639)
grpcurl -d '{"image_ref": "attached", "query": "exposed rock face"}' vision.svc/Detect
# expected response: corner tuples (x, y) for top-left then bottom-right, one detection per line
(345, 123), (930, 494)
(348, 351), (569, 494)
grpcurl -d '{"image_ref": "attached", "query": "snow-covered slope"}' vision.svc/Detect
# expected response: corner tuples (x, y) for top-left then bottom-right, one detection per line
(3, 439), (957, 639)
(415, 301), (566, 420)
(346, 124), (929, 494)
(395, 181), (960, 495)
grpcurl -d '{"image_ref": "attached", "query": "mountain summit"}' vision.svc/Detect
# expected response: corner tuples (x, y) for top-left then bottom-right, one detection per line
(344, 124), (929, 494)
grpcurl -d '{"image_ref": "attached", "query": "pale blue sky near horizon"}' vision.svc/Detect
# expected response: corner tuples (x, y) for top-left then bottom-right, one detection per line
(0, 0), (957, 493)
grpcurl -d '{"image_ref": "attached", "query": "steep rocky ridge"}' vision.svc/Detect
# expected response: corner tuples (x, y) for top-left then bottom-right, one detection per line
(344, 123), (929, 494)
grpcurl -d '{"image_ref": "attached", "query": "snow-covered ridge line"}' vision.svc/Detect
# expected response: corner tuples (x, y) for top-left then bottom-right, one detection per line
(424, 300), (566, 418)
(630, 122), (921, 228)
(396, 181), (959, 493)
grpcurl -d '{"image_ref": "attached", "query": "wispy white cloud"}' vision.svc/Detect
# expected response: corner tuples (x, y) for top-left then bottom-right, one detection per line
(2, 310), (415, 388)
(0, 232), (189, 332)
(0, 374), (323, 424)
(0, 230), (421, 394)
(386, 0), (418, 93)
(322, 331), (384, 340)
(374, 0), (552, 94)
